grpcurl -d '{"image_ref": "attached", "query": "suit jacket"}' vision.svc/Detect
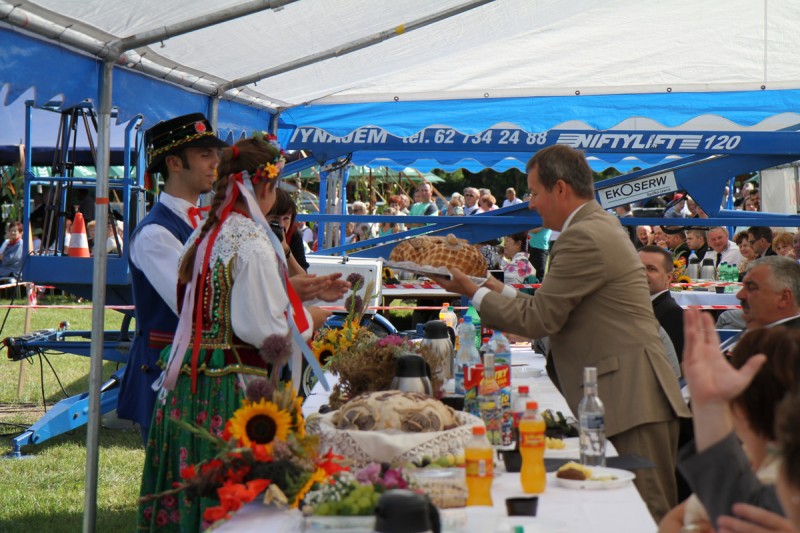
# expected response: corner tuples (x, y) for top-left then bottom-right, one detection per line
(652, 291), (685, 362)
(480, 201), (690, 436)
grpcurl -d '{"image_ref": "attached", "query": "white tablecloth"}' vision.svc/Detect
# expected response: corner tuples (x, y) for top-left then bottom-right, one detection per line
(216, 347), (656, 533)
(671, 290), (739, 307)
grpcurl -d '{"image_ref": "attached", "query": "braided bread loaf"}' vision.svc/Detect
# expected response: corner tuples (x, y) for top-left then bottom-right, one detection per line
(389, 234), (487, 277)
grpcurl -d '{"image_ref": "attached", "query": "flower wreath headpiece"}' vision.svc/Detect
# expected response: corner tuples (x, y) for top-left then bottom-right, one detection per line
(229, 131), (286, 185)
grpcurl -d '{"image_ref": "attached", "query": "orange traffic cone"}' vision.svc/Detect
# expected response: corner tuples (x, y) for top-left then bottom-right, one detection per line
(68, 212), (90, 257)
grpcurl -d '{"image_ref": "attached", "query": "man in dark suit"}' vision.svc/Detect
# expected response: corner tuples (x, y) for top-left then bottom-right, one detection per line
(434, 145), (689, 521)
(747, 226), (777, 259)
(639, 245), (684, 360)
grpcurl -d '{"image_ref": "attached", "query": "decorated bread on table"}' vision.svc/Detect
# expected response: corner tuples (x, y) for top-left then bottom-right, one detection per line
(389, 234), (487, 277)
(332, 390), (460, 432)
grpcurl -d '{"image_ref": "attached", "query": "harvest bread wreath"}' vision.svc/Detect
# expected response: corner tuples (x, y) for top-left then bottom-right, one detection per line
(389, 234), (487, 277)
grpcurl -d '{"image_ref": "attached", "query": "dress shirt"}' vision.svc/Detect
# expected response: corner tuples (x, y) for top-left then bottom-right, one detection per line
(473, 202), (588, 309)
(702, 241), (743, 267)
(130, 192), (197, 315)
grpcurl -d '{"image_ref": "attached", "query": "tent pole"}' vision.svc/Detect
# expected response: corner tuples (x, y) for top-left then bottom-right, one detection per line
(83, 59), (113, 533)
(209, 98), (219, 131)
(112, 0), (298, 52)
(215, 0), (494, 94)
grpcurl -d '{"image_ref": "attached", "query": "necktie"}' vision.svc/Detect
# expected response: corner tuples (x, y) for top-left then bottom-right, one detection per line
(187, 206), (210, 229)
(716, 252), (722, 267)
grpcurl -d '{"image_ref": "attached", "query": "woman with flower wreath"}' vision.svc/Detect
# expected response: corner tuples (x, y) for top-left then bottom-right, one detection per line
(138, 136), (346, 531)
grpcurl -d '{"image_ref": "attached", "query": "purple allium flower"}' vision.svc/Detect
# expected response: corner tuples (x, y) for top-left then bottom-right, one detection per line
(355, 462), (382, 484)
(376, 334), (405, 348)
(346, 273), (364, 288)
(344, 294), (364, 314)
(380, 467), (407, 489)
(245, 378), (275, 403)
(259, 333), (291, 366)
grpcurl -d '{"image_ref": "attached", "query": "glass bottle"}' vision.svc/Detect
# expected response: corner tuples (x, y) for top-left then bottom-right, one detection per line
(578, 366), (606, 467)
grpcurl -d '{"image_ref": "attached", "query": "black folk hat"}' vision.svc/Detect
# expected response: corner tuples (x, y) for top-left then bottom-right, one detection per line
(145, 113), (228, 173)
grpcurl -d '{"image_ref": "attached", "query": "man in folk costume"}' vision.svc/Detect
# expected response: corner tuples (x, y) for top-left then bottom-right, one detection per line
(117, 113), (229, 444)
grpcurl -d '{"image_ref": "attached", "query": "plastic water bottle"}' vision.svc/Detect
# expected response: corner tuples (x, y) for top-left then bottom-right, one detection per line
(519, 401), (546, 494)
(455, 316), (480, 395)
(512, 385), (531, 447)
(487, 330), (512, 370)
(439, 302), (457, 329)
(465, 303), (481, 350)
(478, 353), (502, 446)
(578, 367), (606, 467)
(686, 250), (700, 281)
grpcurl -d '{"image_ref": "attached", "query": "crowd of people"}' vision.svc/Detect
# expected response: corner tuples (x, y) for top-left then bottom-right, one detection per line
(9, 110), (800, 531)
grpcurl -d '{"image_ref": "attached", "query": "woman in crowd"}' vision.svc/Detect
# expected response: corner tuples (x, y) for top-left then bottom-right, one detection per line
(446, 193), (465, 216)
(138, 136), (347, 531)
(378, 206), (401, 236)
(501, 232), (537, 294)
(660, 324), (800, 533)
(773, 232), (795, 259)
(267, 187), (309, 273)
(674, 309), (800, 533)
(735, 231), (758, 280)
(478, 193), (498, 213)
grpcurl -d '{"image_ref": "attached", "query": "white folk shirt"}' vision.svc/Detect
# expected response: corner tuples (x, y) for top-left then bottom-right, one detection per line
(129, 192), (197, 316)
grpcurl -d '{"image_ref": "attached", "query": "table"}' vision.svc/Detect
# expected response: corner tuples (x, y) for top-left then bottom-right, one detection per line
(671, 290), (739, 308)
(217, 347), (656, 532)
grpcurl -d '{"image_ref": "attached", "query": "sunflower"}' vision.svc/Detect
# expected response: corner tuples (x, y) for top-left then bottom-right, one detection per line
(228, 399), (292, 450)
(676, 275), (692, 284)
(293, 394), (306, 438)
(312, 340), (335, 363)
(292, 467), (330, 509)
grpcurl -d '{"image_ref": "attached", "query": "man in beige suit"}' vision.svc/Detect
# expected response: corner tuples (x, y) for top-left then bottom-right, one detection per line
(435, 145), (690, 521)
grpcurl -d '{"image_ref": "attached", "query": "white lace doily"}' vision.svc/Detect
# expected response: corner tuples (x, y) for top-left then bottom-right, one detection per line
(307, 411), (483, 468)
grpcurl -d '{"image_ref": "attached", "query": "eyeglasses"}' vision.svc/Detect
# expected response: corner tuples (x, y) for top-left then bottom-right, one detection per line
(464, 193), (476, 197)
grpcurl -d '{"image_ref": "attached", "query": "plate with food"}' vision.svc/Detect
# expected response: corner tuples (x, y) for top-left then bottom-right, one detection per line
(554, 462), (635, 490)
(543, 436), (579, 458)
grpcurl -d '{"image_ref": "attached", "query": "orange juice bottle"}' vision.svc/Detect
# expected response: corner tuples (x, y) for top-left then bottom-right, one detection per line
(519, 401), (546, 494)
(465, 425), (494, 506)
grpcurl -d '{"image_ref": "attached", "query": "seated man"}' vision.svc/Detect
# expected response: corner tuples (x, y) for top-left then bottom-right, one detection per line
(685, 228), (710, 264)
(639, 245), (684, 359)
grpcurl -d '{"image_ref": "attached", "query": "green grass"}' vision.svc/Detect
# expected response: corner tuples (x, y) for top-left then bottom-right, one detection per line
(0, 294), (143, 532)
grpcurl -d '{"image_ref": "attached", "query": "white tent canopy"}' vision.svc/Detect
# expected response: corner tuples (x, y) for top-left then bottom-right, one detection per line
(6, 0), (800, 112)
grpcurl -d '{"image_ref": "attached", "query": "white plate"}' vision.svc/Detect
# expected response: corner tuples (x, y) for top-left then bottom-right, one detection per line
(543, 437), (579, 458)
(384, 260), (488, 286)
(511, 366), (543, 379)
(553, 467), (636, 490)
(497, 517), (569, 533)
